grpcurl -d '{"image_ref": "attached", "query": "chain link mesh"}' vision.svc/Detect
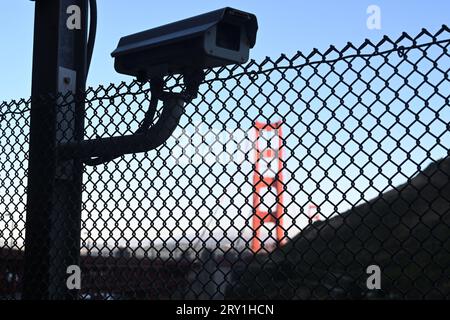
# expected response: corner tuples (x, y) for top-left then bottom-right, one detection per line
(1, 25), (449, 299)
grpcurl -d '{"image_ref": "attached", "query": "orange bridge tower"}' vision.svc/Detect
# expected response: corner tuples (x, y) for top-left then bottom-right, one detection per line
(251, 121), (285, 252)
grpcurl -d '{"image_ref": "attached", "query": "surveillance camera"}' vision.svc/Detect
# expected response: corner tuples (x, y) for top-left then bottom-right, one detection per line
(111, 7), (258, 81)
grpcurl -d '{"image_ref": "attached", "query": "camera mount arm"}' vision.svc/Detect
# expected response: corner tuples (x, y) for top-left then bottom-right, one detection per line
(57, 70), (205, 165)
(57, 6), (257, 165)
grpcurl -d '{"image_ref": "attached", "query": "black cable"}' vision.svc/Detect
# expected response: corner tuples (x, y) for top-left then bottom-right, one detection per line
(86, 0), (97, 77)
(84, 84), (161, 166)
(82, 0), (99, 166)
(135, 78), (164, 134)
(83, 89), (176, 166)
(83, 71), (205, 166)
(83, 97), (158, 166)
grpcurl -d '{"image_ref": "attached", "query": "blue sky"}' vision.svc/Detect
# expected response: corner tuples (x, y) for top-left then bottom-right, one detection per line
(0, 0), (449, 101)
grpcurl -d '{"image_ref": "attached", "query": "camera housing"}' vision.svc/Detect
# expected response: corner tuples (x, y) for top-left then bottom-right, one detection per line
(111, 7), (258, 80)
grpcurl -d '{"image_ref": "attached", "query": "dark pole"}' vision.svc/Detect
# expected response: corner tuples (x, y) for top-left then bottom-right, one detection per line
(23, 0), (88, 300)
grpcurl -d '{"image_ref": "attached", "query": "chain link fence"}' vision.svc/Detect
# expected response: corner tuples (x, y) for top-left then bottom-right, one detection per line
(1, 25), (449, 299)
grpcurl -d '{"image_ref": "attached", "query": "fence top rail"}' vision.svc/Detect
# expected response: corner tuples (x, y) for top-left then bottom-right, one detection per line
(0, 24), (448, 117)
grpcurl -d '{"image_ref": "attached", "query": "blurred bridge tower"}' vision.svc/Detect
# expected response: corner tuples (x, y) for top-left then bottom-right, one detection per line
(251, 121), (285, 252)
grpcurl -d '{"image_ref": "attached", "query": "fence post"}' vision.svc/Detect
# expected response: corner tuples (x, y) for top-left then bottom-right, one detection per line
(23, 0), (88, 300)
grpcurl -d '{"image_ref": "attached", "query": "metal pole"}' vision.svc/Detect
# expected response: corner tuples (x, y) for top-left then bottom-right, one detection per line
(23, 0), (88, 300)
